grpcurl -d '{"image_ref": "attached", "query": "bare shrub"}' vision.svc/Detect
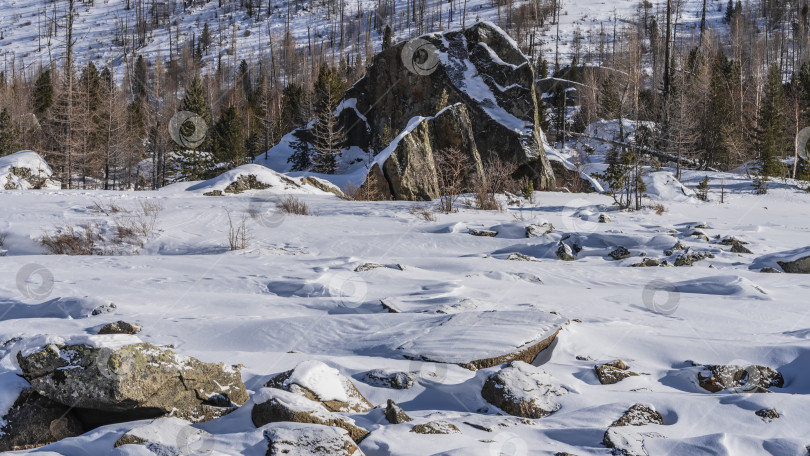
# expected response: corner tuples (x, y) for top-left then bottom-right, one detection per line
(650, 203), (667, 215)
(112, 199), (164, 244)
(90, 200), (124, 215)
(470, 155), (518, 211)
(409, 204), (437, 221)
(227, 210), (248, 250)
(40, 224), (101, 255)
(277, 195), (310, 215)
(345, 179), (388, 201)
(434, 147), (471, 213)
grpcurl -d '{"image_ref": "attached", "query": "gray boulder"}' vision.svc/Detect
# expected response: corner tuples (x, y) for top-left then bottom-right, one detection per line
(264, 422), (364, 456)
(595, 360), (639, 385)
(697, 363), (783, 393)
(361, 369), (415, 389)
(481, 361), (567, 418)
(410, 421), (461, 434)
(384, 399), (412, 424)
(265, 360), (373, 413)
(777, 254), (810, 274)
(602, 404), (665, 456)
(17, 343), (248, 423)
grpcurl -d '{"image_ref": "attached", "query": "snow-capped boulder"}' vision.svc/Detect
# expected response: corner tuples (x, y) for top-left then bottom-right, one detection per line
(342, 21), (555, 195)
(113, 417), (212, 452)
(0, 389), (83, 451)
(480, 361), (567, 418)
(265, 360), (373, 413)
(187, 164), (342, 196)
(0, 150), (59, 190)
(17, 342), (248, 423)
(97, 320), (141, 335)
(556, 243), (575, 261)
(602, 404), (665, 456)
(251, 388), (369, 443)
(264, 422), (364, 456)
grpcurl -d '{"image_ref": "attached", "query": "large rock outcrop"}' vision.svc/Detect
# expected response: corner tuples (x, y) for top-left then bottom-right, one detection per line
(342, 21), (555, 199)
(0, 389), (83, 451)
(17, 343), (249, 426)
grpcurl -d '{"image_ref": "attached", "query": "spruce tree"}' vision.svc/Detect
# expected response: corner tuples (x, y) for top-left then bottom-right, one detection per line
(33, 69), (54, 115)
(311, 66), (346, 174)
(382, 25), (393, 50)
(211, 106), (246, 168)
(174, 76), (213, 180)
(287, 133), (312, 171)
(0, 108), (19, 156)
(755, 65), (787, 177)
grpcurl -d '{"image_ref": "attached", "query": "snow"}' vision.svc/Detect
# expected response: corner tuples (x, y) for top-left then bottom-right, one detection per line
(185, 164), (339, 195)
(286, 360), (351, 403)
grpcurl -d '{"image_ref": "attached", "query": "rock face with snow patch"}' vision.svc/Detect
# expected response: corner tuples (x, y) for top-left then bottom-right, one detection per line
(480, 361), (567, 418)
(113, 417), (212, 451)
(602, 404), (665, 456)
(17, 343), (248, 423)
(341, 22), (554, 198)
(0, 151), (60, 190)
(265, 360), (373, 413)
(264, 422), (364, 456)
(777, 254), (810, 273)
(251, 388), (369, 443)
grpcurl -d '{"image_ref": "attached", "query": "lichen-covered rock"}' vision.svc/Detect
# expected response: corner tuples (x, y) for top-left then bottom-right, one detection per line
(664, 241), (686, 256)
(469, 229), (498, 237)
(610, 404), (664, 427)
(631, 258), (660, 267)
(697, 364), (784, 393)
(673, 250), (714, 266)
(98, 320), (142, 335)
(0, 389), (83, 451)
(506, 252), (538, 262)
(410, 421), (461, 434)
(556, 243), (575, 261)
(760, 267), (781, 273)
(756, 408), (780, 421)
(384, 399), (412, 424)
(609, 247), (632, 261)
(265, 422), (364, 456)
(251, 388), (369, 443)
(265, 360), (373, 413)
(595, 360), (639, 385)
(481, 361), (567, 418)
(361, 369), (415, 389)
(17, 343), (248, 422)
(223, 174), (271, 194)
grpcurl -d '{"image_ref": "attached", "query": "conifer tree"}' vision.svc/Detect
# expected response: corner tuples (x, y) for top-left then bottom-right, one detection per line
(287, 133), (312, 171)
(0, 108), (19, 156)
(211, 106), (246, 168)
(33, 69), (54, 115)
(755, 65), (787, 177)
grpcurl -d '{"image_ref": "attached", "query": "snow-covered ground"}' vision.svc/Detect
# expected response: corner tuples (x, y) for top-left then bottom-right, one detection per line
(1, 152), (810, 454)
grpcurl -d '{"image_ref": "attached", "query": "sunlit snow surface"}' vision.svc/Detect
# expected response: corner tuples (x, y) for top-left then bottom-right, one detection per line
(1, 161), (810, 454)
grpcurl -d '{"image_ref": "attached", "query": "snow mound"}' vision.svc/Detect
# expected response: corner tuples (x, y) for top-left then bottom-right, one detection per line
(643, 171), (696, 202)
(0, 151), (59, 190)
(186, 164), (340, 196)
(264, 422), (363, 456)
(671, 276), (769, 299)
(114, 416), (211, 450)
(287, 360), (352, 403)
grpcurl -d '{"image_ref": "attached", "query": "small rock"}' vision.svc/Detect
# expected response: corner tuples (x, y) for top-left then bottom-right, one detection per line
(410, 421), (461, 435)
(223, 174), (270, 194)
(693, 223), (711, 229)
(755, 408), (779, 421)
(506, 252), (538, 262)
(469, 229), (498, 237)
(361, 369), (415, 389)
(203, 190), (223, 196)
(632, 258), (660, 267)
(556, 243), (576, 261)
(661, 260), (674, 267)
(610, 404), (664, 427)
(595, 360), (639, 385)
(673, 250), (714, 266)
(354, 263), (386, 272)
(730, 240), (753, 254)
(114, 417), (211, 450)
(602, 404), (664, 456)
(599, 214), (611, 223)
(90, 302), (117, 315)
(760, 267), (782, 273)
(98, 320), (141, 335)
(384, 400), (412, 424)
(697, 364), (784, 393)
(609, 247), (632, 261)
(664, 241), (686, 256)
(690, 231), (710, 242)
(525, 223), (554, 237)
(719, 236), (748, 246)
